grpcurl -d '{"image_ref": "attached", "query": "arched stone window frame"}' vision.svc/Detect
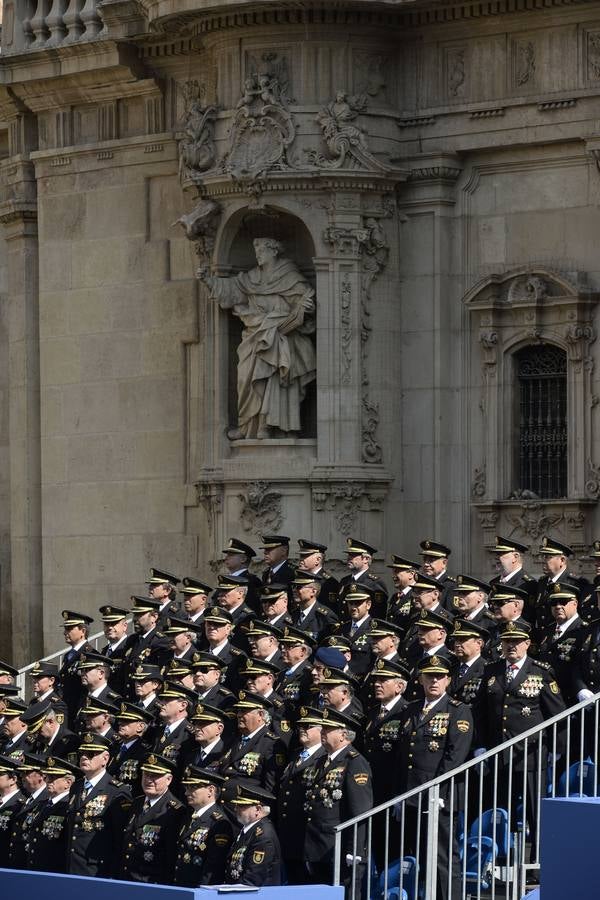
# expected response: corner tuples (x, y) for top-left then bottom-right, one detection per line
(466, 268), (599, 553)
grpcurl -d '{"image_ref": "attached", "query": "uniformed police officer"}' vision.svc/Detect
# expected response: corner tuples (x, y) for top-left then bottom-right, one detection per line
(58, 610), (95, 726)
(225, 781), (282, 886)
(536, 583), (589, 703)
(296, 539), (340, 613)
(219, 691), (287, 792)
(9, 752), (49, 869)
(303, 707), (373, 896)
(488, 535), (538, 624)
(28, 755), (81, 873)
(398, 654), (473, 900)
(277, 705), (326, 883)
(0, 754), (25, 867)
(418, 540), (456, 612)
(121, 751), (186, 883)
(338, 538), (388, 619)
(174, 766), (234, 886)
(109, 700), (154, 795)
(291, 572), (339, 643)
(481, 619), (566, 849)
(65, 732), (132, 877)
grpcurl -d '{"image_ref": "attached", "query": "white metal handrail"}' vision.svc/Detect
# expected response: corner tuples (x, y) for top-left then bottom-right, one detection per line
(334, 691), (600, 900)
(16, 622), (132, 695)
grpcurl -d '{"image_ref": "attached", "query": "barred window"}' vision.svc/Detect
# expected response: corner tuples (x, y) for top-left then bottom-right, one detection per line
(515, 344), (567, 499)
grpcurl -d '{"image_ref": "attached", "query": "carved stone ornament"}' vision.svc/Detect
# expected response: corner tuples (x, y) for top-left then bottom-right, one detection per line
(471, 464), (486, 499)
(585, 459), (600, 500)
(340, 274), (352, 386)
(507, 274), (548, 304)
(447, 48), (466, 98)
(307, 91), (403, 174)
(515, 40), (535, 87)
(223, 72), (295, 181)
(238, 481), (283, 535)
(174, 197), (221, 265)
(311, 482), (387, 537)
(178, 81), (217, 183)
(195, 482), (223, 537)
(588, 31), (600, 81)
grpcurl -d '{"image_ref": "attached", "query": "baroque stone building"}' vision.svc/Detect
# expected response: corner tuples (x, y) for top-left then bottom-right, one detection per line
(1, 0), (600, 662)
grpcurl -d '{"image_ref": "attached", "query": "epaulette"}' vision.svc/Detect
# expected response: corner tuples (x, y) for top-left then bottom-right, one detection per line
(523, 574), (534, 581)
(211, 809), (224, 820)
(532, 659), (551, 670)
(348, 748), (359, 758)
(110, 777), (125, 787)
(169, 798), (183, 808)
(156, 631), (166, 639)
(448, 698), (462, 707)
(316, 606), (333, 616)
(370, 574), (382, 581)
(255, 825), (263, 836)
(445, 575), (457, 583)
(265, 731), (279, 740)
(230, 647), (244, 656)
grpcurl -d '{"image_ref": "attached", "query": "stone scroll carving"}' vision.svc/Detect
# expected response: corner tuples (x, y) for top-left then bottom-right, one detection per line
(197, 238), (316, 440)
(178, 81), (217, 183)
(174, 197), (221, 266)
(223, 73), (295, 181)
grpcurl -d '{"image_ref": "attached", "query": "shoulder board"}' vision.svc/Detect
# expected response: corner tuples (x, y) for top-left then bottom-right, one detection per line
(323, 571), (333, 578)
(316, 606), (333, 615)
(219, 686), (234, 697)
(348, 749), (359, 758)
(211, 809), (224, 820)
(156, 631), (166, 638)
(266, 731), (279, 740)
(110, 777), (125, 787)
(448, 698), (462, 707)
(231, 647), (244, 656)
(169, 798), (183, 809)
(369, 574), (381, 581)
(532, 659), (551, 670)
(523, 574), (534, 581)
(255, 826), (263, 836)
(446, 576), (456, 583)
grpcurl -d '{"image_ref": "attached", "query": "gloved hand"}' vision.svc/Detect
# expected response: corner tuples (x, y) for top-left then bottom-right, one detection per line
(345, 854), (363, 866)
(473, 747), (487, 758)
(578, 689), (594, 703)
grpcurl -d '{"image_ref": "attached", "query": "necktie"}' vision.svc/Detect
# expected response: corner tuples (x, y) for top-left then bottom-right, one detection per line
(351, 622), (359, 635)
(420, 703), (433, 721)
(299, 749), (310, 762)
(506, 664), (518, 683)
(240, 736), (250, 746)
(105, 647), (113, 658)
(555, 627), (562, 639)
(64, 649), (75, 663)
(378, 706), (386, 720)
(84, 780), (93, 796)
(458, 663), (469, 678)
(143, 799), (151, 812)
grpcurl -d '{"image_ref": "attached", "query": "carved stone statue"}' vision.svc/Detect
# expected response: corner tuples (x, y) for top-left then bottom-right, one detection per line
(197, 238), (316, 440)
(178, 81), (217, 182)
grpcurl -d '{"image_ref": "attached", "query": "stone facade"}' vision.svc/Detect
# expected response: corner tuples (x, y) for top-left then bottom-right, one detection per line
(1, 0), (600, 661)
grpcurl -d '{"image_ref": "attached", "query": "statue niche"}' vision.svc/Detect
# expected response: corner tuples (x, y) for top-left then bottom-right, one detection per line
(197, 237), (316, 441)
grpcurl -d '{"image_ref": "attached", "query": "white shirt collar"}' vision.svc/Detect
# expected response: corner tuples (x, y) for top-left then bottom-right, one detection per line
(242, 818), (261, 834)
(164, 717), (187, 735)
(72, 639), (87, 651)
(555, 614), (580, 637)
(423, 694), (446, 712)
(303, 744), (322, 759)
(300, 601), (317, 619)
(52, 790), (71, 805)
(500, 567), (522, 583)
(192, 801), (216, 819)
(0, 788), (20, 807)
(506, 656), (527, 673)
(210, 640), (229, 656)
(426, 644), (446, 656)
(142, 693), (156, 708)
(85, 770), (106, 790)
(241, 724), (265, 741)
(198, 737), (221, 754)
(271, 560), (287, 575)
(147, 790), (169, 808)
(109, 636), (128, 651)
(90, 685), (107, 698)
(383, 694), (405, 712)
(351, 614), (370, 629)
(327, 746), (347, 762)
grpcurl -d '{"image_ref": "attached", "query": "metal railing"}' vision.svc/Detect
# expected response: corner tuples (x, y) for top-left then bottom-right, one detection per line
(335, 693), (600, 900)
(16, 624), (130, 696)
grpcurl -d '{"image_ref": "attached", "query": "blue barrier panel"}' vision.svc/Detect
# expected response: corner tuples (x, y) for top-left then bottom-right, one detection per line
(541, 796), (600, 900)
(0, 870), (344, 900)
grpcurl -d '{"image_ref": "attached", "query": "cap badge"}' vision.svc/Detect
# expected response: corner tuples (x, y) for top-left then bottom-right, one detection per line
(323, 709), (329, 719)
(542, 537), (548, 547)
(430, 656), (440, 666)
(62, 611), (69, 620)
(507, 622), (516, 632)
(47, 757), (55, 767)
(106, 607), (112, 614)
(84, 733), (94, 744)
(377, 660), (385, 670)
(148, 754), (157, 765)
(120, 703), (127, 714)
(300, 707), (307, 717)
(425, 541), (431, 549)
(239, 691), (246, 700)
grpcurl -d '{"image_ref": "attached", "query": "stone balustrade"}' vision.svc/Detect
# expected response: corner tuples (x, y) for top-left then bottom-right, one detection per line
(3, 0), (104, 52)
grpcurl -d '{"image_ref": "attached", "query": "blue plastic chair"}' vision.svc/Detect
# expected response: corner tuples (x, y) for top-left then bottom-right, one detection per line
(468, 807), (511, 860)
(376, 856), (417, 900)
(557, 759), (596, 797)
(464, 838), (496, 892)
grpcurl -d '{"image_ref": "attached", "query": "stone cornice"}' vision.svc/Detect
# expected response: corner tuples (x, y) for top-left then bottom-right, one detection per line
(0, 41), (147, 95)
(137, 0), (600, 35)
